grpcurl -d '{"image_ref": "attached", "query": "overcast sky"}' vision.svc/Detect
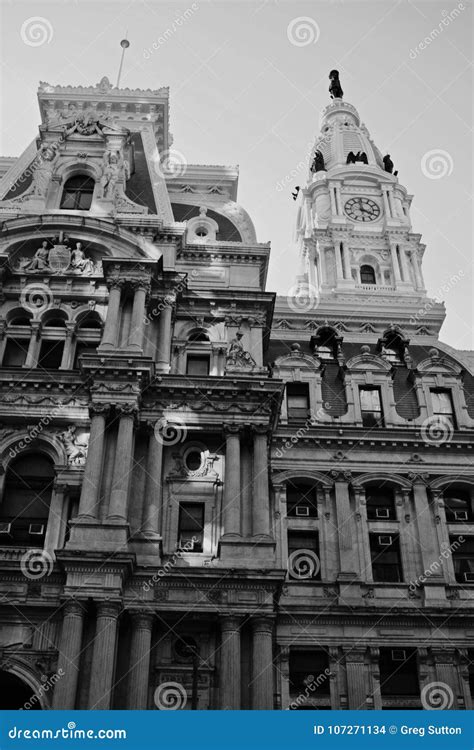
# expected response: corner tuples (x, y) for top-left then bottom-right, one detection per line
(1, 0), (472, 348)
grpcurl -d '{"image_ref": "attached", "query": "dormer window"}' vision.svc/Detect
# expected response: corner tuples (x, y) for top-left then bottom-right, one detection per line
(360, 264), (376, 285)
(60, 175), (95, 210)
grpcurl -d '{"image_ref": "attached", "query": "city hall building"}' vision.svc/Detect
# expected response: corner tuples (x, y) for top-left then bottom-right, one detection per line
(0, 70), (472, 711)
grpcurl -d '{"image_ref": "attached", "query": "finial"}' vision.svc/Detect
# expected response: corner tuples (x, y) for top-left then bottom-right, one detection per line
(116, 34), (130, 88)
(329, 69), (343, 100)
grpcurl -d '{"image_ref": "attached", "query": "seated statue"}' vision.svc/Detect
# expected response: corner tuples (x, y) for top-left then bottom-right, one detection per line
(71, 242), (95, 274)
(23, 241), (50, 272)
(226, 332), (256, 369)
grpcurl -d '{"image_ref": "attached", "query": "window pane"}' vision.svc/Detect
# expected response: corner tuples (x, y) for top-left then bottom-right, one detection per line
(431, 390), (453, 415)
(186, 356), (210, 375)
(360, 389), (381, 412)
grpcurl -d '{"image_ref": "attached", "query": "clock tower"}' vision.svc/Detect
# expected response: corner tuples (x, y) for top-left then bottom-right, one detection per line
(294, 71), (436, 332)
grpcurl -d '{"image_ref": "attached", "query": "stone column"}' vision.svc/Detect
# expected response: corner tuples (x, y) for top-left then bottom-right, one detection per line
(279, 647), (290, 710)
(60, 323), (76, 369)
(251, 617), (274, 709)
(156, 295), (175, 370)
(342, 241), (351, 280)
(77, 406), (109, 519)
(431, 649), (460, 709)
(252, 426), (271, 538)
(127, 611), (154, 709)
(333, 473), (357, 579)
(353, 486), (372, 581)
(389, 242), (402, 283)
(222, 425), (241, 538)
(107, 406), (136, 522)
(52, 600), (85, 709)
(99, 281), (123, 351)
(142, 423), (163, 536)
(399, 246), (411, 284)
(24, 321), (41, 368)
(128, 281), (150, 352)
(382, 190), (391, 218)
(220, 616), (241, 709)
(44, 482), (66, 556)
(334, 242), (344, 281)
(411, 477), (444, 579)
(410, 250), (423, 289)
(88, 601), (121, 710)
(345, 648), (368, 709)
(0, 319), (7, 366)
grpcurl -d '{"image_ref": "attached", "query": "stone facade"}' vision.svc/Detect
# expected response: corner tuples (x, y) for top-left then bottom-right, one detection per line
(0, 75), (472, 711)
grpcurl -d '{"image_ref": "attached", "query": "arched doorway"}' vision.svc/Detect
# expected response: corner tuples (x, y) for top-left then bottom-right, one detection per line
(0, 670), (42, 709)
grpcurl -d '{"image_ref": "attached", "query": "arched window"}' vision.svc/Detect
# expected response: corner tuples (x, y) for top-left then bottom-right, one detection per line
(188, 330), (210, 343)
(360, 264), (376, 285)
(60, 175), (95, 210)
(186, 330), (211, 375)
(73, 314), (102, 368)
(0, 454), (54, 546)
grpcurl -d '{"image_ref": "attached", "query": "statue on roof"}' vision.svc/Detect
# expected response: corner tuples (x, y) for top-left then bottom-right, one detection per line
(329, 70), (343, 99)
(383, 154), (394, 173)
(310, 150), (325, 173)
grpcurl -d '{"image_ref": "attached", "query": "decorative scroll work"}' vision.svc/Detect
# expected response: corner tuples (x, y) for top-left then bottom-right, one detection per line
(15, 235), (102, 276)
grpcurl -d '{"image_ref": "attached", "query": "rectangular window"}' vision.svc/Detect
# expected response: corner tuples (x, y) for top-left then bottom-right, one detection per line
(286, 483), (318, 518)
(444, 490), (472, 523)
(289, 650), (330, 696)
(287, 532), (320, 580)
(430, 389), (455, 429)
(366, 487), (396, 520)
(186, 355), (210, 376)
(451, 535), (474, 583)
(379, 648), (419, 697)
(178, 503), (204, 552)
(3, 339), (28, 367)
(370, 534), (403, 582)
(37, 340), (64, 369)
(360, 387), (384, 428)
(287, 383), (309, 421)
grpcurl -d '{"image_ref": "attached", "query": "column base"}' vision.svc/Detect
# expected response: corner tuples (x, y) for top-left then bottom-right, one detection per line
(67, 518), (130, 553)
(218, 537), (275, 563)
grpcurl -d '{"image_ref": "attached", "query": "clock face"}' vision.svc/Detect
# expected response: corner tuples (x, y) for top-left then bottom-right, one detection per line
(344, 197), (381, 222)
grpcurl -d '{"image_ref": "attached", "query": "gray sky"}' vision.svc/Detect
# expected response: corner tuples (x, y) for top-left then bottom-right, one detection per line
(1, 0), (472, 348)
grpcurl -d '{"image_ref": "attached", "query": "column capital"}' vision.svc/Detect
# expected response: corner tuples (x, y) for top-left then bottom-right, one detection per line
(129, 610), (155, 630)
(106, 278), (126, 291)
(251, 616), (274, 634)
(252, 424), (270, 437)
(408, 472), (430, 486)
(96, 600), (122, 619)
(130, 279), (151, 294)
(330, 469), (352, 484)
(220, 615), (242, 632)
(62, 599), (86, 618)
(344, 647), (368, 664)
(89, 403), (111, 418)
(116, 403), (139, 419)
(223, 423), (241, 436)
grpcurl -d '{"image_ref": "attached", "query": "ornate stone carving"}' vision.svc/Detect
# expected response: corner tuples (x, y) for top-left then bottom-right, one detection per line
(57, 426), (89, 466)
(225, 332), (256, 371)
(15, 235), (101, 276)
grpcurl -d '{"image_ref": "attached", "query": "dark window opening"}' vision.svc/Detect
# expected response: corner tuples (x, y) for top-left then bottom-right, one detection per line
(289, 650), (330, 695)
(366, 487), (396, 520)
(178, 503), (204, 552)
(286, 482), (318, 518)
(0, 454), (54, 547)
(370, 534), (403, 582)
(186, 355), (210, 376)
(188, 331), (209, 343)
(360, 387), (384, 428)
(287, 532), (320, 580)
(37, 340), (64, 369)
(60, 175), (94, 211)
(379, 648), (419, 697)
(451, 535), (474, 583)
(287, 383), (309, 422)
(444, 490), (472, 523)
(360, 264), (376, 284)
(3, 339), (28, 367)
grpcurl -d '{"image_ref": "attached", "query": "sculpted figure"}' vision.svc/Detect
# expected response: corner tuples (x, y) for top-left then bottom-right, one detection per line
(71, 242), (95, 274)
(59, 426), (89, 465)
(23, 241), (50, 272)
(226, 332), (256, 368)
(329, 70), (343, 99)
(30, 144), (59, 197)
(310, 150), (325, 173)
(99, 150), (123, 199)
